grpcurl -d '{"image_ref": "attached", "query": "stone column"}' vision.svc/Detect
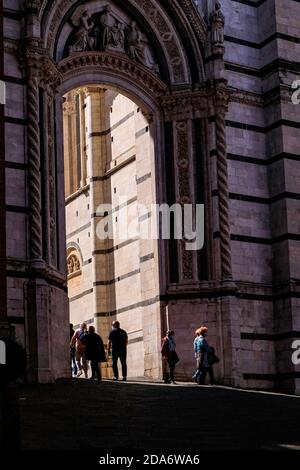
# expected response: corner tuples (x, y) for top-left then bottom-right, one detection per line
(85, 87), (112, 343)
(46, 85), (59, 267)
(78, 90), (87, 188)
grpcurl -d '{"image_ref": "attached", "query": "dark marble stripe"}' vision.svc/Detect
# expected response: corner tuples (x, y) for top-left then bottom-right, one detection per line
(225, 58), (300, 78)
(94, 269), (140, 286)
(136, 173), (152, 184)
(135, 126), (149, 139)
(128, 336), (143, 345)
(4, 116), (27, 126)
(241, 331), (300, 341)
(139, 212), (151, 223)
(228, 192), (300, 205)
(3, 76), (26, 85)
(226, 119), (300, 133)
(5, 161), (28, 170)
(230, 233), (300, 245)
(3, 9), (24, 20)
(225, 32), (300, 50)
(69, 288), (93, 303)
(92, 197), (137, 218)
(88, 111), (135, 139)
(140, 253), (154, 263)
(66, 222), (91, 240)
(95, 295), (161, 317)
(8, 316), (25, 324)
(93, 238), (139, 256)
(6, 205), (29, 214)
(227, 152), (300, 166)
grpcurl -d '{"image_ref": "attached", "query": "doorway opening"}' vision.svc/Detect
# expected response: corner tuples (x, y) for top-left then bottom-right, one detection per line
(62, 85), (161, 378)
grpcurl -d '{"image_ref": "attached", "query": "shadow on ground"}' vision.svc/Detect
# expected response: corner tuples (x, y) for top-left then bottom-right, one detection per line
(19, 379), (300, 450)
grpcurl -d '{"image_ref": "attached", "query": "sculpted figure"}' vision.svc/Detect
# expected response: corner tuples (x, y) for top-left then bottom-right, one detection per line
(211, 0), (225, 45)
(127, 21), (158, 73)
(127, 21), (147, 64)
(100, 5), (125, 51)
(70, 10), (96, 52)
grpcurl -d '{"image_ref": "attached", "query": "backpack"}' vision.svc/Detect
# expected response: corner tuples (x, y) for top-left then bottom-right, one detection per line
(76, 331), (86, 354)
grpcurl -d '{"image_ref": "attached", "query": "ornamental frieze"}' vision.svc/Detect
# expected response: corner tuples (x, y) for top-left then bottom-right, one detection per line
(58, 51), (167, 97)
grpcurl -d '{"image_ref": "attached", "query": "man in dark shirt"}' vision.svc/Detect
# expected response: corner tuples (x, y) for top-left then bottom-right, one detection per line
(108, 321), (128, 381)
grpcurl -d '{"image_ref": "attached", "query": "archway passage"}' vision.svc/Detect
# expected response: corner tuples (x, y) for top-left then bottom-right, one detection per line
(63, 86), (160, 378)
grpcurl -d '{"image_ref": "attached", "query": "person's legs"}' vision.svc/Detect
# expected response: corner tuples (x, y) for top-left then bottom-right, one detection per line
(208, 366), (215, 385)
(82, 353), (88, 378)
(71, 352), (77, 376)
(119, 349), (127, 379)
(162, 360), (170, 383)
(75, 351), (83, 374)
(168, 359), (176, 382)
(112, 350), (119, 379)
(96, 362), (102, 381)
(198, 367), (208, 384)
(90, 360), (96, 379)
(192, 353), (201, 381)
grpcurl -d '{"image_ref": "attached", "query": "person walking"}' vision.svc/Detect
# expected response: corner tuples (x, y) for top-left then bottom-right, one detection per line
(107, 321), (128, 381)
(161, 330), (179, 384)
(84, 326), (107, 381)
(70, 322), (88, 378)
(193, 326), (216, 385)
(70, 323), (77, 377)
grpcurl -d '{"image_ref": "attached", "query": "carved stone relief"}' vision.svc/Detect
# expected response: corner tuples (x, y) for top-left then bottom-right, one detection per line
(67, 253), (81, 276)
(67, 6), (159, 74)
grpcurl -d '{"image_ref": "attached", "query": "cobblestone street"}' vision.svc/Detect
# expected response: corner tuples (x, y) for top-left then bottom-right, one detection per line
(19, 379), (300, 451)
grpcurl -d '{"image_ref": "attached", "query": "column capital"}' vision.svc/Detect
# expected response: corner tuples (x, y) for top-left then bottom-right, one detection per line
(82, 86), (107, 98)
(160, 89), (210, 121)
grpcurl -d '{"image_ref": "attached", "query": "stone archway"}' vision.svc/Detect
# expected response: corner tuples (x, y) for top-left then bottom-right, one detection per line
(13, 0), (237, 385)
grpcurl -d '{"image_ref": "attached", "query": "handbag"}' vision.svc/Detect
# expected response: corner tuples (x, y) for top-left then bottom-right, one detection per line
(172, 351), (180, 364)
(209, 347), (219, 365)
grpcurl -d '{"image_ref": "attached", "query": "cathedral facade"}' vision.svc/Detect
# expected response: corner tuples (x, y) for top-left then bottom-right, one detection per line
(0, 0), (299, 393)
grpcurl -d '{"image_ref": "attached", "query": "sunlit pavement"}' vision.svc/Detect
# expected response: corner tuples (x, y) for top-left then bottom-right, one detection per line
(19, 379), (300, 451)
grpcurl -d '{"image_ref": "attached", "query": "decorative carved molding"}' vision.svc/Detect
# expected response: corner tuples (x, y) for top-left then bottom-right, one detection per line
(131, 0), (185, 82)
(230, 89), (264, 108)
(47, 96), (58, 267)
(213, 85), (232, 280)
(214, 83), (230, 114)
(160, 90), (211, 120)
(176, 121), (191, 206)
(21, 42), (62, 89)
(174, 120), (194, 281)
(177, 0), (207, 46)
(230, 86), (292, 108)
(58, 51), (167, 97)
(27, 75), (43, 261)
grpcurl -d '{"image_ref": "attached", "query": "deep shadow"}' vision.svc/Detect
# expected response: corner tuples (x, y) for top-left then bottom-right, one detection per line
(19, 379), (300, 451)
